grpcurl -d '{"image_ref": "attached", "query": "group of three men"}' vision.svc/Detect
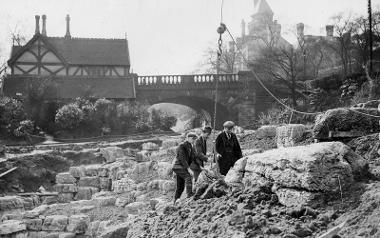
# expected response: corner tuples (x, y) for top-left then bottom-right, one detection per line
(172, 121), (243, 203)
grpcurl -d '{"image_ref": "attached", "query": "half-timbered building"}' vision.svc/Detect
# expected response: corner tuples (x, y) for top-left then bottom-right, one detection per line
(3, 15), (135, 99)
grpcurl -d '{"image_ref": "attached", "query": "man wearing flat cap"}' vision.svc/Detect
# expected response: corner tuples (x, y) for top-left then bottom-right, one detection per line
(215, 121), (242, 175)
(190, 126), (212, 182)
(172, 132), (197, 203)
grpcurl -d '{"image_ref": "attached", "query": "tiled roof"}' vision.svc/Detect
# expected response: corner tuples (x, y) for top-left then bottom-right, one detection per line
(10, 36), (130, 66)
(47, 37), (130, 66)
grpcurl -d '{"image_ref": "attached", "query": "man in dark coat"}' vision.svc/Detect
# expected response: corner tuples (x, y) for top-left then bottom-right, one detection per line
(172, 132), (197, 203)
(190, 126), (212, 182)
(215, 121), (242, 176)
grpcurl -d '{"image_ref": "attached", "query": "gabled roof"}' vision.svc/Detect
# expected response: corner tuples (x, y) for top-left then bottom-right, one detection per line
(253, 0), (273, 16)
(9, 34), (130, 66)
(46, 37), (130, 66)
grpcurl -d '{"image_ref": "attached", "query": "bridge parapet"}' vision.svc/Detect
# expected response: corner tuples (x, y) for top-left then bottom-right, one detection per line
(136, 73), (240, 86)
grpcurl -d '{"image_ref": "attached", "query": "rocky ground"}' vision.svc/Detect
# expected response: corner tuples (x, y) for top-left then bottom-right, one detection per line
(1, 120), (380, 238)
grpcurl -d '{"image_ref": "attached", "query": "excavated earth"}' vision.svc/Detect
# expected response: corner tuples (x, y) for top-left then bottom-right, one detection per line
(1, 127), (380, 238)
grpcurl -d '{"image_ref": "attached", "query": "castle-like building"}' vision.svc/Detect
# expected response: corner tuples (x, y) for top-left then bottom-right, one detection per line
(233, 0), (291, 71)
(3, 15), (135, 99)
(232, 0), (340, 76)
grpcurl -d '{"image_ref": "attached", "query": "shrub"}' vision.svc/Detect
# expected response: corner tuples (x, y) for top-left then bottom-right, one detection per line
(55, 103), (83, 130)
(0, 97), (27, 137)
(13, 120), (34, 137)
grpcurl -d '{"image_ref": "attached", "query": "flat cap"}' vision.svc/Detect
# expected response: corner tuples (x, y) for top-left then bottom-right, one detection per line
(223, 121), (235, 128)
(186, 132), (197, 138)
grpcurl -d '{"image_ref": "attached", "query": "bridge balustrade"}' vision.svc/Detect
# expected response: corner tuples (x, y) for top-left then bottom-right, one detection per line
(136, 74), (240, 87)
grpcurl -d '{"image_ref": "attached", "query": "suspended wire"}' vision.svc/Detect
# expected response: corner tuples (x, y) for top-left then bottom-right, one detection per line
(220, 0), (224, 23)
(224, 25), (380, 118)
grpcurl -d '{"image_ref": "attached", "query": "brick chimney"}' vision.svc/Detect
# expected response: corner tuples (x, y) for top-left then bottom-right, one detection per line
(35, 15), (40, 35)
(326, 25), (334, 37)
(42, 15), (47, 36)
(297, 23), (304, 38)
(65, 14), (71, 38)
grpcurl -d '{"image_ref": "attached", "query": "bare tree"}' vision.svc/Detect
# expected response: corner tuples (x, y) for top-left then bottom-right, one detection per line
(202, 44), (239, 74)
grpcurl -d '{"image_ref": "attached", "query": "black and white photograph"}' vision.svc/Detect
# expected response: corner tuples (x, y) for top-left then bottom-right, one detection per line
(1, 0), (380, 237)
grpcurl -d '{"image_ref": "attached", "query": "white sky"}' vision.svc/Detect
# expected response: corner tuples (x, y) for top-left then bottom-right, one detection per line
(0, 0), (379, 75)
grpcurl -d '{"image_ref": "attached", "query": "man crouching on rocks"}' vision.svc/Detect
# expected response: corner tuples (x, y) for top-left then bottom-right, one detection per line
(190, 126), (212, 182)
(172, 132), (197, 204)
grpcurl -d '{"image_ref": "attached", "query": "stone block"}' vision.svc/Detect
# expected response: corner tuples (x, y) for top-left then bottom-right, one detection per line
(115, 195), (135, 208)
(66, 214), (90, 234)
(276, 124), (307, 148)
(42, 196), (58, 205)
(243, 142), (368, 193)
(78, 206), (95, 213)
(0, 196), (24, 212)
(57, 193), (74, 203)
(112, 178), (136, 193)
(27, 231), (49, 238)
(99, 178), (112, 191)
(24, 218), (43, 231)
(21, 196), (40, 210)
(69, 166), (86, 178)
(84, 164), (102, 176)
(92, 196), (116, 207)
(23, 205), (49, 219)
(135, 150), (150, 162)
(161, 139), (181, 149)
(55, 184), (78, 193)
(78, 177), (100, 188)
(42, 215), (68, 231)
(59, 233), (76, 238)
(142, 142), (159, 151)
(124, 202), (148, 215)
(75, 187), (99, 201)
(147, 180), (175, 193)
(225, 157), (248, 184)
(256, 125), (278, 139)
(56, 173), (76, 184)
(100, 147), (125, 163)
(0, 220), (26, 235)
(98, 167), (109, 177)
(98, 222), (129, 238)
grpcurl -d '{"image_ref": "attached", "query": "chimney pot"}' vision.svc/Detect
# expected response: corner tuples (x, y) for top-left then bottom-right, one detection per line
(297, 22), (304, 38)
(65, 14), (71, 38)
(241, 19), (246, 37)
(326, 25), (334, 37)
(42, 15), (47, 36)
(35, 15), (40, 35)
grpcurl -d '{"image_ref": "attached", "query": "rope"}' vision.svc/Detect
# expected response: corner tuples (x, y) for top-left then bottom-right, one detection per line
(224, 25), (380, 118)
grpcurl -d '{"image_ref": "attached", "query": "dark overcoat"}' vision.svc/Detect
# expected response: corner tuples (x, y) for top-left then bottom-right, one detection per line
(215, 131), (242, 175)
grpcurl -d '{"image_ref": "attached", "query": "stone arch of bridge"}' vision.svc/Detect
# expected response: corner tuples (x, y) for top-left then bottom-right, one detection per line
(146, 96), (235, 129)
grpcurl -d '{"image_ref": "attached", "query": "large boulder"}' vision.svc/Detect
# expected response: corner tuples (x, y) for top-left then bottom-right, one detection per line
(276, 124), (307, 148)
(313, 108), (380, 140)
(225, 157), (248, 184)
(256, 125), (278, 139)
(243, 142), (368, 193)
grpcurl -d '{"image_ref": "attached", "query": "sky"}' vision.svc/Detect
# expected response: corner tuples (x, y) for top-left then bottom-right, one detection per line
(0, 0), (379, 75)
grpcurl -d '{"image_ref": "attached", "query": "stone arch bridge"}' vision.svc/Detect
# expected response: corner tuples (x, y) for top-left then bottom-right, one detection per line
(135, 71), (281, 128)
